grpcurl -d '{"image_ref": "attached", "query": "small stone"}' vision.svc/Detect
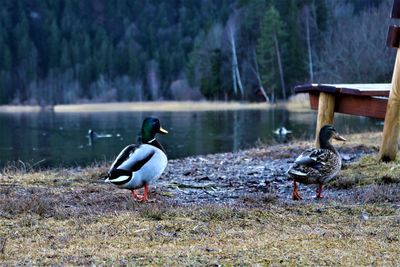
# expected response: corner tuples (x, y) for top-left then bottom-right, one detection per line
(258, 180), (266, 187)
(183, 170), (192, 176)
(197, 176), (211, 181)
(360, 211), (369, 221)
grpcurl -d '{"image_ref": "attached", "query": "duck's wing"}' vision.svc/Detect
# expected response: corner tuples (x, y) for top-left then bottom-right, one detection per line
(107, 144), (157, 184)
(109, 144), (138, 172)
(113, 144), (156, 172)
(294, 148), (333, 169)
(289, 148), (339, 183)
(107, 145), (137, 183)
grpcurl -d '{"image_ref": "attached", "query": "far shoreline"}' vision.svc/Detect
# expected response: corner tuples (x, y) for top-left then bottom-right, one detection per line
(0, 95), (310, 113)
(54, 101), (270, 113)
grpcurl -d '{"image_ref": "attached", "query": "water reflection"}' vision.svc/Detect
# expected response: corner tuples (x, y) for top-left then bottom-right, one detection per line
(0, 109), (382, 168)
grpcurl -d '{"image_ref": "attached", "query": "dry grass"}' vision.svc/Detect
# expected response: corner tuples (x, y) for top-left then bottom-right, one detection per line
(1, 201), (399, 265)
(0, 98), (310, 113)
(281, 93), (311, 111)
(54, 101), (271, 113)
(336, 155), (400, 188)
(327, 132), (400, 191)
(1, 132), (400, 265)
(341, 132), (383, 147)
(0, 105), (41, 112)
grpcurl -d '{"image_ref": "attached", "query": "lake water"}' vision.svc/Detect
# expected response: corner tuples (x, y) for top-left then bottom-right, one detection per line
(0, 109), (383, 168)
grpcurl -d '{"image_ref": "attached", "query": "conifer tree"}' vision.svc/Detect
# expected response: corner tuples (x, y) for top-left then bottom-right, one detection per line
(257, 5), (287, 101)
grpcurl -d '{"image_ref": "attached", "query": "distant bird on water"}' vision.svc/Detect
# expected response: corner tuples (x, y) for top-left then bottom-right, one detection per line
(287, 125), (346, 200)
(88, 129), (112, 139)
(87, 129), (112, 146)
(273, 127), (292, 135)
(105, 117), (168, 202)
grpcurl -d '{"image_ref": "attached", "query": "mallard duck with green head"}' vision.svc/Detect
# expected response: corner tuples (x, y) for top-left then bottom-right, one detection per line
(287, 125), (346, 200)
(106, 117), (168, 202)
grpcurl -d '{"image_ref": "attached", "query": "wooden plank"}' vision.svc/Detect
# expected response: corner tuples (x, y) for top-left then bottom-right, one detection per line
(335, 95), (387, 119)
(295, 83), (390, 97)
(334, 84), (390, 96)
(309, 93), (387, 119)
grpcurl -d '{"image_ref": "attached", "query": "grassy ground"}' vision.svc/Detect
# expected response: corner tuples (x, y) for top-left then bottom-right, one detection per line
(1, 202), (399, 265)
(1, 132), (400, 265)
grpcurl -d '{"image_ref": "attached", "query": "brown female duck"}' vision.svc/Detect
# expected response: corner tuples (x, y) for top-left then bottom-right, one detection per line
(287, 125), (346, 200)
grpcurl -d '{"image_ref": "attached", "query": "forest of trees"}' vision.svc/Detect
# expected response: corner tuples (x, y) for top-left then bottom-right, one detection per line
(0, 0), (394, 105)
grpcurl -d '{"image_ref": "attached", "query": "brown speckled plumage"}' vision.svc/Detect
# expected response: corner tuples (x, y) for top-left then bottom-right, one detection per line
(288, 148), (342, 184)
(287, 125), (346, 200)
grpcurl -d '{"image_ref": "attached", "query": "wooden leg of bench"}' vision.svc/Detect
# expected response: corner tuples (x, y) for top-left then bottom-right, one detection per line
(380, 98), (400, 162)
(316, 92), (335, 147)
(380, 51), (400, 162)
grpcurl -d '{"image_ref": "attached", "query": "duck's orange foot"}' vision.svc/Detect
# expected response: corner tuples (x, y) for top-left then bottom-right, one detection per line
(130, 192), (151, 202)
(131, 190), (143, 200)
(130, 184), (151, 203)
(292, 190), (302, 201)
(316, 184), (324, 199)
(139, 195), (149, 203)
(292, 180), (302, 200)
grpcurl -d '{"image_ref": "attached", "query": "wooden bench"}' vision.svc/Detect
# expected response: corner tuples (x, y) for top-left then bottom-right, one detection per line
(294, 0), (400, 161)
(295, 83), (390, 119)
(294, 83), (390, 147)
(295, 0), (400, 161)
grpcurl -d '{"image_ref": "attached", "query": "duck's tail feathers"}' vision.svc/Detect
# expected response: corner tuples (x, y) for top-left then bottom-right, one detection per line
(105, 169), (133, 185)
(108, 175), (131, 184)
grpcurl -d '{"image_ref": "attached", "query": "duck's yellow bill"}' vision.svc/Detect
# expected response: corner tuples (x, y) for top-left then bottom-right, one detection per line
(334, 133), (346, 141)
(159, 127), (168, 134)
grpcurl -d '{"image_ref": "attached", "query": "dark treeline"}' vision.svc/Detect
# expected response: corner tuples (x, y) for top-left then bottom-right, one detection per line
(0, 0), (394, 105)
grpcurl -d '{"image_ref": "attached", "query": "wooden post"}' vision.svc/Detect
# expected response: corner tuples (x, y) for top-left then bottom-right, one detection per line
(315, 92), (335, 147)
(392, 0), (400, 18)
(380, 24), (400, 162)
(380, 51), (400, 161)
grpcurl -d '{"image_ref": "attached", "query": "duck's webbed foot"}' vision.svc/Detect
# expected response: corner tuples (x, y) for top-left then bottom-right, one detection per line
(316, 183), (324, 199)
(131, 190), (143, 200)
(292, 190), (302, 200)
(292, 180), (302, 201)
(139, 184), (149, 202)
(130, 184), (152, 202)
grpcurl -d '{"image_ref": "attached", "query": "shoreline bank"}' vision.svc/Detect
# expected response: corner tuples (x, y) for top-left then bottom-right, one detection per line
(0, 95), (310, 113)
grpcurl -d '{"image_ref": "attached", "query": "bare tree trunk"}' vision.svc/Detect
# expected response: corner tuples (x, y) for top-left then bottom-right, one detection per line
(147, 60), (160, 100)
(232, 59), (237, 94)
(273, 33), (286, 100)
(235, 60), (244, 96)
(251, 47), (269, 102)
(229, 26), (244, 97)
(305, 6), (314, 82)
